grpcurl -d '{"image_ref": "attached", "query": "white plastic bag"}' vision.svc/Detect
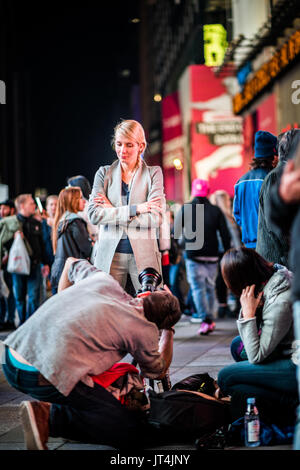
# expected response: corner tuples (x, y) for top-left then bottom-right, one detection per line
(7, 232), (31, 275)
(0, 270), (9, 298)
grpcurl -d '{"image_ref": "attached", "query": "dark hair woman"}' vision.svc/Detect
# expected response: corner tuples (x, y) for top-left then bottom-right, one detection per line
(217, 247), (298, 426)
(50, 187), (92, 293)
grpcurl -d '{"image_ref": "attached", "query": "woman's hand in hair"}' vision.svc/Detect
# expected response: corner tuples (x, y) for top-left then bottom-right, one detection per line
(240, 285), (263, 320)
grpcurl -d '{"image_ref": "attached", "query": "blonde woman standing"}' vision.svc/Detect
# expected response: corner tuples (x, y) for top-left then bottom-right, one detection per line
(88, 119), (165, 292)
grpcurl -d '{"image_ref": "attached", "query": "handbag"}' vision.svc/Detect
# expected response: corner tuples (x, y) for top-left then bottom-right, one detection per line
(7, 232), (31, 275)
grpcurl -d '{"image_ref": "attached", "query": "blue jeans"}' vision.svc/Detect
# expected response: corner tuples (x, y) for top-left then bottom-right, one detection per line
(2, 346), (149, 449)
(293, 301), (300, 450)
(218, 358), (298, 423)
(185, 258), (218, 321)
(12, 265), (41, 325)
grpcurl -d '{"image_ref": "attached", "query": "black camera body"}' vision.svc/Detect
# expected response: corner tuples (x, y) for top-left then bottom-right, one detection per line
(136, 267), (162, 297)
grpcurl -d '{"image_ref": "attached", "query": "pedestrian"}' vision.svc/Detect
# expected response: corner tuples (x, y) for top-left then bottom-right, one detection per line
(217, 247), (298, 426)
(0, 199), (16, 219)
(0, 199), (16, 330)
(175, 179), (231, 334)
(266, 133), (300, 450)
(0, 194), (49, 326)
(233, 130), (277, 249)
(50, 186), (92, 293)
(256, 129), (300, 266)
(67, 175), (98, 244)
(41, 195), (58, 295)
(2, 256), (181, 450)
(210, 190), (241, 318)
(88, 119), (165, 293)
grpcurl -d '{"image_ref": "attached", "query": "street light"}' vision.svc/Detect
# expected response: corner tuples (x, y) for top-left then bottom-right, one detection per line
(173, 158), (183, 170)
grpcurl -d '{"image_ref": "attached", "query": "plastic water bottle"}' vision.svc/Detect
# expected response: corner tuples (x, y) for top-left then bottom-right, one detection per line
(244, 397), (260, 447)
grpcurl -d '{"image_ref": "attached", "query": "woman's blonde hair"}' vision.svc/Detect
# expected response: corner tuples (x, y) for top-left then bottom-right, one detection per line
(52, 186), (81, 253)
(112, 119), (147, 169)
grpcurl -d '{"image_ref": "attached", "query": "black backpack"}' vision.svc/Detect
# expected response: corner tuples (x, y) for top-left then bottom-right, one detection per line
(148, 388), (231, 440)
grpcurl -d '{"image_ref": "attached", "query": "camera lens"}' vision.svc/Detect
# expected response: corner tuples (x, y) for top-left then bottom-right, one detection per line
(138, 267), (162, 294)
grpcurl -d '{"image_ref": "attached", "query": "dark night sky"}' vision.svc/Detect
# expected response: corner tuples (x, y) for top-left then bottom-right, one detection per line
(13, 1), (140, 195)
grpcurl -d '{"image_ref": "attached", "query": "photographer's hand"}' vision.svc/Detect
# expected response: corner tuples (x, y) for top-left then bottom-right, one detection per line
(58, 257), (78, 292)
(240, 285), (263, 320)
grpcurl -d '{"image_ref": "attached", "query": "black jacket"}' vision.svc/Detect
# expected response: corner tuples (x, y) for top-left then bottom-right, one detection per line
(266, 166), (300, 302)
(17, 214), (48, 269)
(256, 163), (290, 267)
(50, 214), (92, 289)
(174, 197), (231, 260)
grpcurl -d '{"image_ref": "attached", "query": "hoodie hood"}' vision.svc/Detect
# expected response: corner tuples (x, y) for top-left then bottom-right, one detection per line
(58, 211), (83, 235)
(263, 264), (293, 301)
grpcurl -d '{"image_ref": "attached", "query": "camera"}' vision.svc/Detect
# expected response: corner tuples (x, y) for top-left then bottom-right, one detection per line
(136, 267), (162, 297)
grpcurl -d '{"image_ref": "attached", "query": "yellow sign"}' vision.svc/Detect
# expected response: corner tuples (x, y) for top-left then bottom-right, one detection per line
(204, 24), (228, 67)
(233, 29), (300, 114)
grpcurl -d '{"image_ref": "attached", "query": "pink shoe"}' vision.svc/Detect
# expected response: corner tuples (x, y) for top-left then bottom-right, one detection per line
(197, 321), (216, 335)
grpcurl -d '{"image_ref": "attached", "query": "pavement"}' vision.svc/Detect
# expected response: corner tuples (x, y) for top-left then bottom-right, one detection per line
(0, 314), (295, 454)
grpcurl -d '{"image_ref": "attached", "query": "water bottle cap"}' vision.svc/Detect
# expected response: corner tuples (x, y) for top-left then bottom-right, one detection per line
(247, 398), (255, 404)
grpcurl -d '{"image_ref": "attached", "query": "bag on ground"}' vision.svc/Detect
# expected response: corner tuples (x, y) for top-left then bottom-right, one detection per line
(148, 388), (231, 439)
(7, 233), (31, 275)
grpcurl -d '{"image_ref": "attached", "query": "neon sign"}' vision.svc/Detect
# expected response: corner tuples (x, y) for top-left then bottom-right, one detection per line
(233, 30), (300, 114)
(204, 24), (228, 67)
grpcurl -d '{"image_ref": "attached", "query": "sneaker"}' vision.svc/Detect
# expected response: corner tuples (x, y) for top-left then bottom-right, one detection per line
(190, 314), (203, 324)
(20, 401), (50, 450)
(197, 321), (216, 335)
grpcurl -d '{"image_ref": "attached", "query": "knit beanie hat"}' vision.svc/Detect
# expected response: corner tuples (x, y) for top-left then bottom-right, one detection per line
(254, 130), (277, 158)
(191, 179), (210, 197)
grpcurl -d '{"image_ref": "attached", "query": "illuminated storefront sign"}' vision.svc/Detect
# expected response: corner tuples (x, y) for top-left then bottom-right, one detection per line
(195, 119), (243, 145)
(233, 30), (300, 114)
(204, 24), (228, 67)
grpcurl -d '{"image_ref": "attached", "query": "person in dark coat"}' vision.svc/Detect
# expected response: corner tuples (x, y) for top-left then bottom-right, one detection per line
(50, 187), (92, 293)
(256, 129), (300, 266)
(266, 131), (300, 450)
(174, 179), (231, 335)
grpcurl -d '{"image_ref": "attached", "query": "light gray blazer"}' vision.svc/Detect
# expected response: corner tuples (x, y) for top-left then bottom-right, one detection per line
(88, 160), (166, 276)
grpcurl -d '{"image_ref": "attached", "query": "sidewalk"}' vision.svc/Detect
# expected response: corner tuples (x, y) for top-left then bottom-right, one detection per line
(0, 316), (294, 451)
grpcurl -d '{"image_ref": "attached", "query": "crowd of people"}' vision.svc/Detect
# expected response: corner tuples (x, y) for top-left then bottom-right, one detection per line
(0, 120), (300, 450)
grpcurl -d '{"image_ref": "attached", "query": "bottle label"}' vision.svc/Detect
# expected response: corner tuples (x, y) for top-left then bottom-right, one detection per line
(247, 420), (260, 442)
